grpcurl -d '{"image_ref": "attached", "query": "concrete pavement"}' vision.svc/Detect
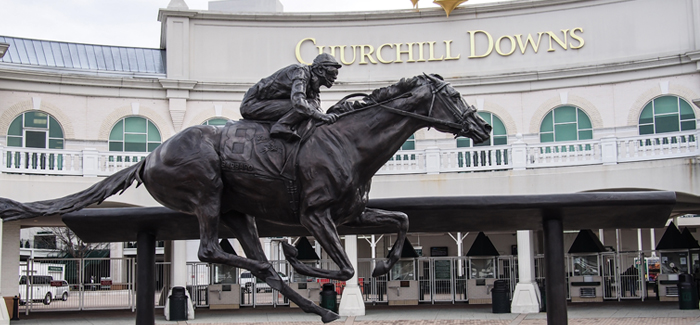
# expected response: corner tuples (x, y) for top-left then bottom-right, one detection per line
(10, 301), (700, 325)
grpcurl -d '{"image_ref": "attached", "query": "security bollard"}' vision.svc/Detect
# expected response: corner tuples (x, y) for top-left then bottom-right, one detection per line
(12, 296), (19, 320)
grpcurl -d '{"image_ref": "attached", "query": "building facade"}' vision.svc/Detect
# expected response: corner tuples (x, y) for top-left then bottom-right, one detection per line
(1, 0), (700, 318)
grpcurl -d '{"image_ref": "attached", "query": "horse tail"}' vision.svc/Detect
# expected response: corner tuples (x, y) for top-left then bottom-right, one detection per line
(0, 159), (146, 222)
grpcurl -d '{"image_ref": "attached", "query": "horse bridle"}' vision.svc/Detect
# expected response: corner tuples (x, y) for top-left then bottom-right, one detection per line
(335, 77), (473, 133)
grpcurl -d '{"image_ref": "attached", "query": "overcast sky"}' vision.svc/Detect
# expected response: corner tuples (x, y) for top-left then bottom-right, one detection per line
(1, 0), (503, 48)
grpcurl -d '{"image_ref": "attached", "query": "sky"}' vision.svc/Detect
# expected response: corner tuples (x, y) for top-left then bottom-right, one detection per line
(1, 0), (503, 48)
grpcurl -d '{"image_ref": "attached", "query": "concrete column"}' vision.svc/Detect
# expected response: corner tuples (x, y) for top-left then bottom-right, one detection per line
(511, 135), (527, 170)
(81, 148), (100, 177)
(601, 136), (618, 165)
(339, 235), (364, 316)
(650, 228), (657, 256)
(425, 147), (441, 174)
(511, 230), (541, 314)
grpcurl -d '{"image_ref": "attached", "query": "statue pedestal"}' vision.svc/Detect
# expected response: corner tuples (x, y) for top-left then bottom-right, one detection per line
(510, 282), (541, 313)
(338, 285), (364, 316)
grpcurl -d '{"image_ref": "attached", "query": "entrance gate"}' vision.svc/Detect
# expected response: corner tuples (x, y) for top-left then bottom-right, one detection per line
(239, 260), (290, 307)
(358, 258), (387, 303)
(21, 257), (135, 314)
(601, 253), (617, 300)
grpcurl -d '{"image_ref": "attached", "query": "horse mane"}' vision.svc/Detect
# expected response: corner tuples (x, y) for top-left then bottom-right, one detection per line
(367, 76), (421, 102)
(327, 74), (443, 113)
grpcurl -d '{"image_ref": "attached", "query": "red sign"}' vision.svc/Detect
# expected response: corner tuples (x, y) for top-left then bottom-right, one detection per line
(100, 280), (112, 286)
(50, 281), (63, 287)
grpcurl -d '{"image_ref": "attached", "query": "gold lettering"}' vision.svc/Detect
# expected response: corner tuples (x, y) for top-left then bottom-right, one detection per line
(339, 45), (358, 65)
(569, 27), (585, 49)
(316, 45), (325, 55)
(495, 35), (516, 56)
(395, 43), (416, 63)
(427, 41), (443, 61)
(359, 45), (378, 65)
(328, 45), (340, 57)
(546, 29), (569, 52)
(444, 40), (460, 60)
(515, 32), (545, 54)
(468, 30), (493, 58)
(376, 43), (394, 64)
(295, 38), (316, 65)
(415, 42), (426, 62)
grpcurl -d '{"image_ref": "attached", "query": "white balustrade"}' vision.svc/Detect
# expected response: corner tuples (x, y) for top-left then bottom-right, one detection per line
(2, 130), (699, 178)
(376, 150), (426, 175)
(440, 145), (511, 173)
(1, 146), (82, 175)
(616, 131), (699, 163)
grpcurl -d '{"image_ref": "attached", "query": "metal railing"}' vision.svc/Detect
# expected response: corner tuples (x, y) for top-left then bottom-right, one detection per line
(2, 130), (698, 177)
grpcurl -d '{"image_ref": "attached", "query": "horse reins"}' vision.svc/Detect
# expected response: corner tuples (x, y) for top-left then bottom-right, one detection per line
(332, 80), (469, 130)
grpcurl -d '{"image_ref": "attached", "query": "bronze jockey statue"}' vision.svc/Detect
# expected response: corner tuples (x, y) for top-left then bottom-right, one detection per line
(240, 53), (342, 141)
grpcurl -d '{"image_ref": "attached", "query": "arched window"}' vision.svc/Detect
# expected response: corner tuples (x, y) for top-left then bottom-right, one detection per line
(456, 112), (507, 147)
(638, 96), (696, 135)
(202, 118), (229, 126)
(539, 106), (592, 143)
(400, 134), (415, 150)
(109, 117), (161, 152)
(7, 111), (64, 149)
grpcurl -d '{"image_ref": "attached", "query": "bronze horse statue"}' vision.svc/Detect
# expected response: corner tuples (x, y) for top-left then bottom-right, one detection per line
(0, 74), (490, 322)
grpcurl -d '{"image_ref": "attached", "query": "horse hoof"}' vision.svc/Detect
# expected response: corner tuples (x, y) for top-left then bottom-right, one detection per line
(321, 311), (340, 323)
(281, 242), (298, 258)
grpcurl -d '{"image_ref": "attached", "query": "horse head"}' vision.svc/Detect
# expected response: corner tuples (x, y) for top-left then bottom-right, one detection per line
(421, 73), (492, 144)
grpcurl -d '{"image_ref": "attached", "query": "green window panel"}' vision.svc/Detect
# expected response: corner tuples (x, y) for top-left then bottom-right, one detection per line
(681, 120), (696, 131)
(6, 112), (65, 150)
(147, 121), (161, 142)
(24, 111), (48, 128)
(456, 137), (471, 148)
(400, 134), (415, 150)
(680, 100), (695, 120)
(653, 96), (678, 115)
(554, 124), (577, 141)
(639, 103), (653, 124)
(25, 131), (46, 148)
(7, 136), (22, 147)
(203, 118), (229, 126)
(109, 117), (162, 152)
(638, 96), (696, 135)
(8, 116), (22, 136)
(655, 114), (680, 133)
(493, 136), (508, 145)
(540, 133), (554, 143)
(124, 117), (147, 133)
(48, 117), (63, 138)
(540, 112), (554, 132)
(540, 106), (592, 143)
(110, 120), (124, 141)
(554, 106), (576, 123)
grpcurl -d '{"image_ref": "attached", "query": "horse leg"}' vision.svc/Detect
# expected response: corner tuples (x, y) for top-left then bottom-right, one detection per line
(344, 208), (409, 277)
(221, 213), (340, 324)
(283, 210), (354, 281)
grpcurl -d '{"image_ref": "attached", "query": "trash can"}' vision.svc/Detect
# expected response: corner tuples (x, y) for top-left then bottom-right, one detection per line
(169, 286), (188, 321)
(677, 274), (699, 310)
(319, 283), (338, 313)
(492, 280), (510, 313)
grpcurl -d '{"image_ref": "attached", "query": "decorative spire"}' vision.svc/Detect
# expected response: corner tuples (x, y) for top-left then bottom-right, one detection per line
(411, 0), (420, 8)
(433, 0), (468, 17)
(167, 0), (189, 10)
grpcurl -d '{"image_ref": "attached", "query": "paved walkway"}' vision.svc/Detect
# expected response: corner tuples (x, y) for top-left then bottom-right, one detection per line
(11, 301), (700, 325)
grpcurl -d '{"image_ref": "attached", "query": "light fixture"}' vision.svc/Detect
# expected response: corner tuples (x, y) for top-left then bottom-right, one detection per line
(433, 0), (468, 17)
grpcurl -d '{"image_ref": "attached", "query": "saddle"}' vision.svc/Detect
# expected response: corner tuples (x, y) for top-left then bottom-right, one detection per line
(219, 119), (314, 182)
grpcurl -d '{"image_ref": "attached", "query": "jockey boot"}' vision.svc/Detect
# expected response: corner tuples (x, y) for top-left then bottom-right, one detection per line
(270, 110), (304, 141)
(270, 123), (301, 141)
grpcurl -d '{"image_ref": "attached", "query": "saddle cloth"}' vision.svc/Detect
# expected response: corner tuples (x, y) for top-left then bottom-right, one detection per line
(219, 119), (300, 181)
